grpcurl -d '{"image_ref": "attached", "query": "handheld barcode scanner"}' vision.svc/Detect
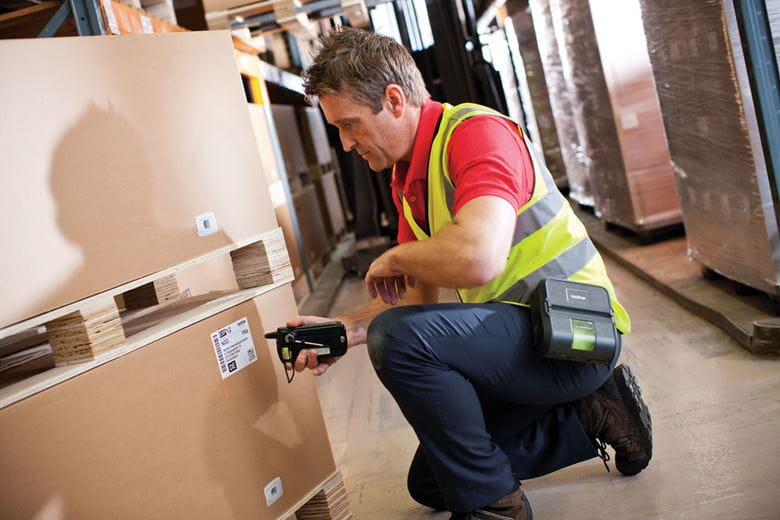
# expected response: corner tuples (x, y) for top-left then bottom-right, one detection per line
(265, 322), (348, 383)
(530, 279), (619, 365)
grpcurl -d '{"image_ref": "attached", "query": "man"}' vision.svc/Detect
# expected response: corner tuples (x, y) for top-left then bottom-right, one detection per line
(289, 28), (652, 520)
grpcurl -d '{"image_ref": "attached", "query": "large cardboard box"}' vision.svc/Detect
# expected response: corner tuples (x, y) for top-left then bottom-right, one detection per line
(0, 286), (336, 519)
(0, 33), (277, 329)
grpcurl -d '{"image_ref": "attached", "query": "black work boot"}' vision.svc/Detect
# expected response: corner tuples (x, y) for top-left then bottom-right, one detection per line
(579, 364), (653, 476)
(449, 485), (533, 520)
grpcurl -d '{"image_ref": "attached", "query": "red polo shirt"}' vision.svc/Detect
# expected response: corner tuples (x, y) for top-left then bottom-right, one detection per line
(391, 99), (534, 243)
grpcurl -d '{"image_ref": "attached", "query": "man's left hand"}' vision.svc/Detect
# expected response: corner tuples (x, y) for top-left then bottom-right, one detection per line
(365, 248), (416, 305)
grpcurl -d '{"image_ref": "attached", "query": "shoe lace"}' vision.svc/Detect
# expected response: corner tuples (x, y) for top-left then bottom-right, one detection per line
(595, 437), (611, 473)
(586, 397), (612, 472)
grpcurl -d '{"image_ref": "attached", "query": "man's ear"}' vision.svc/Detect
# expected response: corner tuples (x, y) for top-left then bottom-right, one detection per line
(384, 84), (406, 118)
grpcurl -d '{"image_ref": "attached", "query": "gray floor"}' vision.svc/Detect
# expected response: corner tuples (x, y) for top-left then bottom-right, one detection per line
(314, 256), (780, 519)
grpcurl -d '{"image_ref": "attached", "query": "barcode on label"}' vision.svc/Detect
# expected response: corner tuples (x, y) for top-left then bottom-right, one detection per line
(212, 335), (227, 373)
(247, 348), (256, 362)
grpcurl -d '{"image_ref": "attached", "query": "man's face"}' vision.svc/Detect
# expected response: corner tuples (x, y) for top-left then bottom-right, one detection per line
(319, 91), (405, 172)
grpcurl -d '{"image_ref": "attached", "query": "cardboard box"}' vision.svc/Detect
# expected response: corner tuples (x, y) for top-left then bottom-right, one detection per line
(144, 1), (178, 26)
(271, 104), (310, 192)
(298, 106), (333, 169)
(0, 286), (336, 519)
(321, 171), (346, 237)
(0, 33), (277, 329)
(293, 185), (330, 273)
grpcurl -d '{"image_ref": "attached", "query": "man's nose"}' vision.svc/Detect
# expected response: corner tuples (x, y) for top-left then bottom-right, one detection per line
(340, 132), (356, 152)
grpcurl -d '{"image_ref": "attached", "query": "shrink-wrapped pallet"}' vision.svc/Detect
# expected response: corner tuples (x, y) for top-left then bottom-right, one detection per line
(529, 0), (590, 204)
(549, 0), (631, 225)
(588, 0), (682, 233)
(769, 1), (780, 61)
(508, 4), (567, 187)
(639, 0), (780, 295)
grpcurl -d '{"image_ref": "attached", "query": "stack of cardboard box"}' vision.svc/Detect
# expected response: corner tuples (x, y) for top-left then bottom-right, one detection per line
(0, 32), (347, 519)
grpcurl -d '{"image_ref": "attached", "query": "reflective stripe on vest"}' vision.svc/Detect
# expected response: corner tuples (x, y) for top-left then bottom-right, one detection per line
(400, 102), (631, 333)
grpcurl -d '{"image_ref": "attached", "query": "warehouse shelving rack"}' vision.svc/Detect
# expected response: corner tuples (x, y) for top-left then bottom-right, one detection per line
(733, 0), (780, 234)
(38, 0), (104, 36)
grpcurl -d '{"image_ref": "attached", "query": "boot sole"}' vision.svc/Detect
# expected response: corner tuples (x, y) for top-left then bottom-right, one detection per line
(468, 490), (534, 520)
(613, 364), (653, 475)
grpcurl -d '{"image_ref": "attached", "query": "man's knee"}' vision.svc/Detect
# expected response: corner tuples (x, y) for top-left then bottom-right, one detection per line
(407, 459), (446, 511)
(366, 306), (420, 374)
(407, 477), (446, 511)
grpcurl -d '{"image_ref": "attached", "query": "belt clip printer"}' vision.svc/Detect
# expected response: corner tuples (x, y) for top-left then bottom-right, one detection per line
(530, 279), (619, 365)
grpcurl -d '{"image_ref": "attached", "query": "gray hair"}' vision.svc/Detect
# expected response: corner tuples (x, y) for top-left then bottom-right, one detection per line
(303, 28), (429, 113)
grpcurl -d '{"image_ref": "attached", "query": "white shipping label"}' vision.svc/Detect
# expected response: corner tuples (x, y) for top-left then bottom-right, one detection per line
(140, 15), (154, 34)
(210, 317), (258, 379)
(104, 0), (120, 35)
(620, 113), (639, 130)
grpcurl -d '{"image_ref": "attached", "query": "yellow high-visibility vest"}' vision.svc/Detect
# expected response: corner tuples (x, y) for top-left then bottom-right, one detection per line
(400, 102), (631, 333)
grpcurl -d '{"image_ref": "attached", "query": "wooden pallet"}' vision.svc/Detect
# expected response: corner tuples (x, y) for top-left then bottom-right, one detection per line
(601, 215), (684, 245)
(576, 207), (780, 356)
(284, 470), (351, 520)
(0, 227), (293, 409)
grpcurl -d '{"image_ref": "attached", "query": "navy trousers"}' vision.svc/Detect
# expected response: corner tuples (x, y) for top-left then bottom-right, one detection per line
(366, 303), (618, 514)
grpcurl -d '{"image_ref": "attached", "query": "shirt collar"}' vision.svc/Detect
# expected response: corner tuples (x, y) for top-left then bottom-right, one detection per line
(392, 99), (443, 191)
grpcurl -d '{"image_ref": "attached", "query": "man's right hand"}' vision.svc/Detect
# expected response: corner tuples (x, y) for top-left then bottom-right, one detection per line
(286, 315), (342, 376)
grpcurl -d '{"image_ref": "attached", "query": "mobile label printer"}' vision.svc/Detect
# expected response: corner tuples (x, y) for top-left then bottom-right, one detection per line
(529, 279), (620, 365)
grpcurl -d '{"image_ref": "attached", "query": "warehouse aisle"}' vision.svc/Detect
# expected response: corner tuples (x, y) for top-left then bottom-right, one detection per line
(314, 256), (780, 520)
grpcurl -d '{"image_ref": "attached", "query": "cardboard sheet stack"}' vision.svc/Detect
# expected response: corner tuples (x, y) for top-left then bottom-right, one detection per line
(0, 32), (345, 519)
(640, 0), (780, 295)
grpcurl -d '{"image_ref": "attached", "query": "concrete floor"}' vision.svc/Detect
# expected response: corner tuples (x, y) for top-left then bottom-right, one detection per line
(314, 256), (780, 519)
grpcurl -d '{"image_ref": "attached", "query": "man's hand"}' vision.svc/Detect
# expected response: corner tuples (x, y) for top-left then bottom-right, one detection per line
(365, 246), (416, 305)
(286, 315), (343, 376)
